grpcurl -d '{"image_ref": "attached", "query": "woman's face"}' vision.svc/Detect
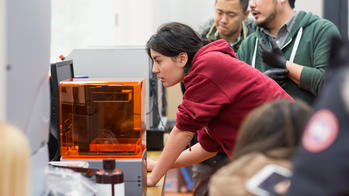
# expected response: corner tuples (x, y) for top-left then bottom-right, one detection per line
(150, 49), (187, 87)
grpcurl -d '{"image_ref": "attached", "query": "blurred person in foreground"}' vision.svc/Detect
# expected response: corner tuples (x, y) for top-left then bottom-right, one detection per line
(209, 99), (312, 196)
(286, 37), (349, 196)
(0, 122), (31, 196)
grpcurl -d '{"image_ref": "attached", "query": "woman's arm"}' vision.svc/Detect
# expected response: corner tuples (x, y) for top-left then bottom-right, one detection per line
(147, 126), (195, 186)
(147, 139), (217, 172)
(171, 143), (217, 168)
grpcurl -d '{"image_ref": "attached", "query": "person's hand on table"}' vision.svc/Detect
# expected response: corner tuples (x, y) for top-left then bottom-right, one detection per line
(147, 173), (157, 186)
(147, 158), (157, 172)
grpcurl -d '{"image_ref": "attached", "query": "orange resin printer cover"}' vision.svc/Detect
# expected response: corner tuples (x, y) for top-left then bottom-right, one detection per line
(59, 78), (146, 159)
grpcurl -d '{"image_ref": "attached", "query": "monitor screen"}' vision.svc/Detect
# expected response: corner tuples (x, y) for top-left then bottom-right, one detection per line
(49, 60), (74, 161)
(56, 62), (74, 82)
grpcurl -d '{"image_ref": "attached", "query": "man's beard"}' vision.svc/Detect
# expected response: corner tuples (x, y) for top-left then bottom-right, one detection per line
(257, 9), (277, 29)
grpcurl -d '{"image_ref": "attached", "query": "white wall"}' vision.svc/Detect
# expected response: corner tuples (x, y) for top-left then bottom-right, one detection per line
(51, 0), (154, 62)
(0, 0), (6, 120)
(51, 0), (213, 62)
(51, 0), (92, 62)
(295, 0), (323, 17)
(151, 0), (214, 33)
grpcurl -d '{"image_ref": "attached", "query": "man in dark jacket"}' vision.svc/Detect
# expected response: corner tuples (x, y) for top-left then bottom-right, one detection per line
(237, 0), (340, 105)
(286, 38), (349, 195)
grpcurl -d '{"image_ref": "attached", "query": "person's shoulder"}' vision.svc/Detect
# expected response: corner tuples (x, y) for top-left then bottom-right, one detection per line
(294, 11), (340, 39)
(192, 41), (239, 75)
(209, 153), (259, 194)
(199, 19), (215, 39)
(238, 31), (259, 54)
(196, 40), (235, 60)
(209, 155), (254, 196)
(195, 49), (236, 69)
(307, 15), (340, 37)
(243, 16), (257, 35)
(243, 31), (258, 42)
(216, 151), (291, 177)
(209, 151), (290, 196)
(312, 16), (337, 28)
(301, 11), (338, 30)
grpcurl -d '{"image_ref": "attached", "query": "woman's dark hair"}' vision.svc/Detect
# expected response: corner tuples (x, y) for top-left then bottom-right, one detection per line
(146, 22), (205, 74)
(233, 99), (312, 160)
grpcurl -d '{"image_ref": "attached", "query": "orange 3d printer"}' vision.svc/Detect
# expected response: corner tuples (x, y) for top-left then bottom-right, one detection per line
(60, 78), (146, 195)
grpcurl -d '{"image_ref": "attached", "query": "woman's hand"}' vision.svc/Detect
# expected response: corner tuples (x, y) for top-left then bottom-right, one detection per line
(147, 173), (157, 186)
(146, 127), (195, 187)
(147, 158), (157, 172)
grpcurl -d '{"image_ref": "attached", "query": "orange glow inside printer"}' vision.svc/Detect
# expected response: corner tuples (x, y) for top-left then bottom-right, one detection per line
(59, 78), (145, 159)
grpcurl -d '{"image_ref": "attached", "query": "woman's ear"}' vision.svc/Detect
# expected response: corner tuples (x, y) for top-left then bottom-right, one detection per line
(177, 52), (188, 68)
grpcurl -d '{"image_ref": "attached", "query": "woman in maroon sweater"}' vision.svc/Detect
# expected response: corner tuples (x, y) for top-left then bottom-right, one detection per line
(146, 22), (292, 187)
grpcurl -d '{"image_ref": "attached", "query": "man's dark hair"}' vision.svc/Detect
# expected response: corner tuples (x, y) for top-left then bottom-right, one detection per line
(289, 0), (295, 8)
(146, 22), (204, 74)
(215, 0), (250, 12)
(240, 0), (250, 12)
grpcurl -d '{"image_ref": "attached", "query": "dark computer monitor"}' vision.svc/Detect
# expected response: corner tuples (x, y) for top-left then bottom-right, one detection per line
(49, 60), (74, 161)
